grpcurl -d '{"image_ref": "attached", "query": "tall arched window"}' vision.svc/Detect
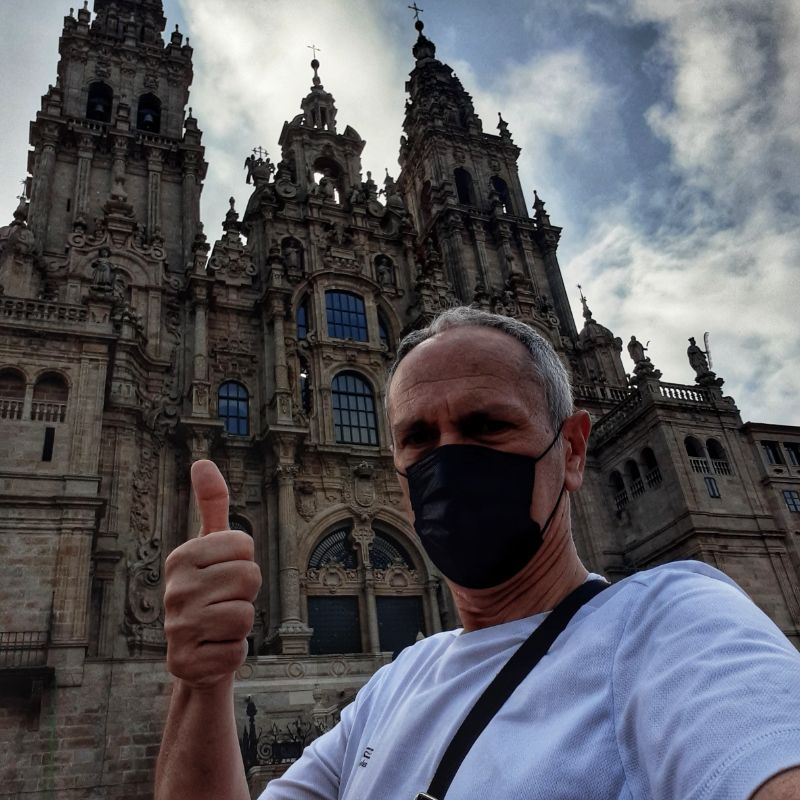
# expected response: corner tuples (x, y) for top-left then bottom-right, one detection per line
(331, 372), (378, 446)
(296, 296), (309, 340)
(229, 516), (253, 536)
(218, 381), (249, 436)
(610, 470), (627, 511)
(490, 175), (513, 214)
(684, 436), (709, 473)
(325, 291), (368, 342)
(706, 438), (732, 475)
(625, 459), (644, 498)
(642, 447), (662, 487)
(0, 368), (25, 420)
(454, 167), (476, 206)
(378, 311), (391, 350)
(299, 355), (312, 415)
(86, 82), (113, 123)
(137, 93), (162, 133)
(32, 372), (68, 423)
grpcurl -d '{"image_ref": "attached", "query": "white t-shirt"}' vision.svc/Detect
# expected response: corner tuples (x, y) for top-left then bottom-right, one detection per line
(261, 562), (800, 799)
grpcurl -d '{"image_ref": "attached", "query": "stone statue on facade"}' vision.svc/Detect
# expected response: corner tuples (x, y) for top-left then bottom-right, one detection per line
(376, 255), (394, 287)
(91, 247), (115, 290)
(687, 337), (711, 377)
(627, 335), (649, 367)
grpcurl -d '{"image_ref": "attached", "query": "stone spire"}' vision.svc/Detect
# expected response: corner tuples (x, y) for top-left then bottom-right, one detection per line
(300, 56), (338, 133)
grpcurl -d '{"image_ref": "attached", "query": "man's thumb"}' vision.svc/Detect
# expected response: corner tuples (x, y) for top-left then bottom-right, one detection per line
(191, 460), (229, 536)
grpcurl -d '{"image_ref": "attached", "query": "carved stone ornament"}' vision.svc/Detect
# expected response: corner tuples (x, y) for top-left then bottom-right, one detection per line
(295, 481), (318, 521)
(123, 443), (165, 655)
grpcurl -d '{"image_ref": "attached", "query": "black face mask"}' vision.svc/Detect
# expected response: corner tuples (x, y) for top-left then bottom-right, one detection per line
(398, 427), (564, 589)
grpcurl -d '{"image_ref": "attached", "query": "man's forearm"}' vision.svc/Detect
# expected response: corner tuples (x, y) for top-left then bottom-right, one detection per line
(155, 676), (250, 800)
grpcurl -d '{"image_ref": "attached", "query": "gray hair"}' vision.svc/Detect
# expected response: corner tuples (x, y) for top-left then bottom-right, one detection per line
(386, 306), (573, 433)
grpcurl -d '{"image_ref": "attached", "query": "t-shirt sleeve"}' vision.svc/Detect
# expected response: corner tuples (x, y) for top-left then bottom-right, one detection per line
(612, 565), (800, 800)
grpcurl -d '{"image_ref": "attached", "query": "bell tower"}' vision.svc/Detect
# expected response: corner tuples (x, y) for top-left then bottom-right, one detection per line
(26, 0), (206, 272)
(397, 17), (577, 341)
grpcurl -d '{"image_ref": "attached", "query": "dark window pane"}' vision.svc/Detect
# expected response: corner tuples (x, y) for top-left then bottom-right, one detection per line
(377, 596), (424, 658)
(784, 490), (800, 513)
(331, 372), (378, 446)
(218, 381), (249, 436)
(325, 291), (368, 341)
(308, 596), (361, 655)
(309, 528), (357, 569)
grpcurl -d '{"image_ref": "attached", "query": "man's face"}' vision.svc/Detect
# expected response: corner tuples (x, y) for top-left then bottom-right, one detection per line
(388, 326), (564, 529)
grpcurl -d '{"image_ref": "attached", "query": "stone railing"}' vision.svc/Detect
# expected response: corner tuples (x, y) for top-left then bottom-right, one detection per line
(657, 382), (712, 404)
(1, 298), (88, 325)
(0, 397), (23, 420)
(574, 383), (630, 404)
(31, 401), (67, 423)
(645, 467), (663, 488)
(712, 459), (733, 476)
(590, 390), (643, 445)
(0, 631), (49, 669)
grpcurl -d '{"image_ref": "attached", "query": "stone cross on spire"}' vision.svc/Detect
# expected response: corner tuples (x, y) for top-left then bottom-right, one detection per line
(408, 2), (424, 22)
(307, 43), (321, 60)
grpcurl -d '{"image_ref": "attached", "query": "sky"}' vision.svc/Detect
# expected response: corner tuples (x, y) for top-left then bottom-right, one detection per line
(1, 0), (798, 425)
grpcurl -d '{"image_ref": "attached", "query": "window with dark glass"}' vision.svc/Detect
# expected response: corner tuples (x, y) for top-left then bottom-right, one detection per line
(761, 440), (784, 466)
(218, 381), (249, 436)
(784, 490), (800, 513)
(325, 291), (368, 341)
(229, 516), (252, 535)
(86, 82), (113, 123)
(642, 447), (662, 488)
(369, 531), (414, 571)
(296, 299), (309, 340)
(705, 476), (721, 498)
(783, 443), (800, 467)
(610, 470), (628, 511)
(332, 372), (378, 446)
(299, 355), (312, 414)
(137, 93), (162, 133)
(0, 368), (25, 421)
(32, 372), (68, 423)
(308, 527), (357, 569)
(377, 596), (424, 658)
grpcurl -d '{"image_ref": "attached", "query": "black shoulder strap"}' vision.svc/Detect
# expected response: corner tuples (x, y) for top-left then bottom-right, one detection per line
(420, 579), (608, 800)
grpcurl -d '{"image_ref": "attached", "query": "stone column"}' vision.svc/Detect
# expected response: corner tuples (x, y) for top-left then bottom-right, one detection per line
(146, 146), (164, 239)
(426, 579), (442, 634)
(471, 222), (490, 287)
(28, 124), (59, 241)
(364, 572), (381, 653)
(271, 299), (293, 424)
(73, 134), (95, 222)
(191, 283), (210, 417)
(275, 462), (312, 654)
(182, 151), (200, 262)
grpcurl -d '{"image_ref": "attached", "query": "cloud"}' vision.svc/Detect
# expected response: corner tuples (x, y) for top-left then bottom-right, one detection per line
(178, 0), (410, 237)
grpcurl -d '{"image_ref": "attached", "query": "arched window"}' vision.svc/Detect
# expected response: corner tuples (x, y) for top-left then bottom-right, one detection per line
(610, 470), (628, 511)
(32, 372), (68, 423)
(218, 381), (249, 436)
(137, 93), (162, 133)
(309, 527), (357, 569)
(454, 167), (476, 206)
(86, 82), (113, 123)
(369, 530), (414, 570)
(642, 446), (662, 487)
(296, 296), (309, 340)
(229, 516), (252, 536)
(490, 175), (513, 214)
(706, 438), (732, 476)
(0, 368), (25, 420)
(625, 459), (644, 498)
(684, 436), (709, 473)
(331, 372), (378, 446)
(325, 291), (368, 342)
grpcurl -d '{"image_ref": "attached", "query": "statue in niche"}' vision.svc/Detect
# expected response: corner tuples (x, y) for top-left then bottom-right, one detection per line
(349, 184), (366, 205)
(376, 255), (394, 287)
(315, 169), (336, 201)
(687, 337), (711, 377)
(363, 171), (379, 201)
(283, 239), (302, 271)
(91, 247), (114, 290)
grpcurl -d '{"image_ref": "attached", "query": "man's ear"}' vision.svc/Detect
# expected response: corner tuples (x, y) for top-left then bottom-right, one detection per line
(562, 410), (591, 492)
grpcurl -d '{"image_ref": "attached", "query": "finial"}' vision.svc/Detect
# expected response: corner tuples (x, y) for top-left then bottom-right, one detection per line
(18, 178), (28, 201)
(409, 2), (424, 25)
(577, 283), (585, 302)
(577, 284), (594, 322)
(229, 197), (236, 211)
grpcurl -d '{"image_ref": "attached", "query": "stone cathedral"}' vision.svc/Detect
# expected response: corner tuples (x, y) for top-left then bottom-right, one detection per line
(1, 2), (799, 797)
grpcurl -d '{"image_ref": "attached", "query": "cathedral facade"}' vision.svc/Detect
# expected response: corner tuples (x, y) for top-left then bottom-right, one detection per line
(1, 2), (799, 797)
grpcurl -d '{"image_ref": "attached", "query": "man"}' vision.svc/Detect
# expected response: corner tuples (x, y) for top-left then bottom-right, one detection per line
(156, 307), (800, 799)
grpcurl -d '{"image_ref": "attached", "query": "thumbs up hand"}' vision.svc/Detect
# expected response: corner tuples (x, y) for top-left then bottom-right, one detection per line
(164, 460), (262, 689)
